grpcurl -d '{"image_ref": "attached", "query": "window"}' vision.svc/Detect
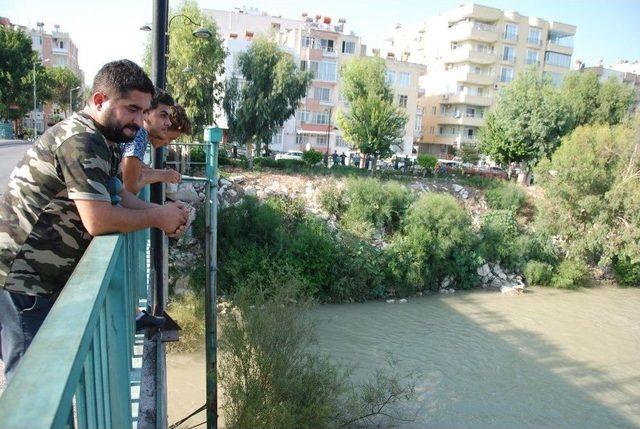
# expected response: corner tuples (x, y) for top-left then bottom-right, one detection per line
(504, 23), (518, 41)
(297, 110), (311, 123)
(314, 87), (331, 102)
(398, 95), (408, 108)
(271, 129), (283, 145)
(429, 126), (435, 135)
(502, 46), (516, 63)
(548, 31), (574, 48)
(440, 105), (447, 115)
(341, 41), (355, 54)
(399, 72), (411, 86)
(544, 51), (571, 68)
(499, 67), (514, 83)
(385, 70), (396, 85)
(528, 28), (542, 45)
(310, 61), (337, 81)
(313, 111), (330, 125)
(319, 39), (335, 52)
(300, 60), (307, 71)
(431, 106), (436, 115)
(296, 134), (308, 145)
(316, 135), (329, 146)
(526, 50), (540, 66)
(302, 36), (315, 48)
(59, 41), (64, 49)
(414, 116), (422, 132)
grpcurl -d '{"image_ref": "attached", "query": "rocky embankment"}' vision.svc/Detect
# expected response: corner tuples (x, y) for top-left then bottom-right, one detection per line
(167, 170), (527, 297)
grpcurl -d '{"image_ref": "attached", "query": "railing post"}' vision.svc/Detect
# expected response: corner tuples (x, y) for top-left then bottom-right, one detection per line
(203, 127), (221, 429)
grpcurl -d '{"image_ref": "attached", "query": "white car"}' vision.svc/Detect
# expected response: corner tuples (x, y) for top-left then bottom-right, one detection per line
(275, 150), (303, 161)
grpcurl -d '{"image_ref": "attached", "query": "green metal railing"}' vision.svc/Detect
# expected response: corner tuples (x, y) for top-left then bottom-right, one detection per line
(0, 226), (149, 428)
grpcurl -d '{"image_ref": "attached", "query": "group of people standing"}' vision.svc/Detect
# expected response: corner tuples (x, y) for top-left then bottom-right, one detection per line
(0, 59), (191, 383)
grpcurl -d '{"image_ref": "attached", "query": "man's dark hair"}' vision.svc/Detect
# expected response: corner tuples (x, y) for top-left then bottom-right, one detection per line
(149, 87), (175, 111)
(92, 59), (154, 98)
(168, 104), (192, 134)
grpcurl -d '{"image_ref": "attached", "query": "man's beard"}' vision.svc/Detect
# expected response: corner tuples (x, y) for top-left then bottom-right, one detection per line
(98, 115), (139, 143)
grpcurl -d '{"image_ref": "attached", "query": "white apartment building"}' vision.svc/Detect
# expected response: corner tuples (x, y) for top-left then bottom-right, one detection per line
(204, 7), (425, 155)
(388, 3), (576, 156)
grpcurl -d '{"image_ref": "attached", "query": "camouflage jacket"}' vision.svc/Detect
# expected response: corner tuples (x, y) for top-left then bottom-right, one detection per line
(0, 112), (121, 297)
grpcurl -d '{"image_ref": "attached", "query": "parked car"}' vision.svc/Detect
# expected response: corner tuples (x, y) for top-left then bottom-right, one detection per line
(275, 150), (303, 161)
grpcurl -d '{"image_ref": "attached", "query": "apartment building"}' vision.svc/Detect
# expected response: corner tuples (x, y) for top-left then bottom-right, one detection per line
(205, 7), (425, 155)
(388, 4), (576, 156)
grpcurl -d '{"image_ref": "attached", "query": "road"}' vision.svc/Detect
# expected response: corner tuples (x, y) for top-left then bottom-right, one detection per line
(0, 141), (31, 195)
(0, 140), (30, 391)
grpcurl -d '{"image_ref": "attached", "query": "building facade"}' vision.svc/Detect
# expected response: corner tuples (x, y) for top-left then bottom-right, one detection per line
(388, 4), (576, 156)
(205, 7), (425, 156)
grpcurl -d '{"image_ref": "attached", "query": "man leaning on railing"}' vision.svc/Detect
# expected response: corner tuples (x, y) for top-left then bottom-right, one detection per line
(0, 59), (189, 384)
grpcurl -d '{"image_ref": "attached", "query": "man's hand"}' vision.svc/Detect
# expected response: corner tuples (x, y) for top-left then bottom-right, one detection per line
(163, 169), (181, 184)
(156, 201), (189, 235)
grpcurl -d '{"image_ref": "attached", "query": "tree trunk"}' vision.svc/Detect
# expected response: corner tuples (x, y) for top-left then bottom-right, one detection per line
(516, 162), (531, 185)
(247, 140), (254, 170)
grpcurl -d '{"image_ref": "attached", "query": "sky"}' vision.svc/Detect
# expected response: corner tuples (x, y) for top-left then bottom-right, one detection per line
(2, 0), (639, 84)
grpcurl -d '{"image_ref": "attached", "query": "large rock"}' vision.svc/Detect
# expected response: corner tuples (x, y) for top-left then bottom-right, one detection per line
(230, 175), (245, 184)
(170, 183), (199, 202)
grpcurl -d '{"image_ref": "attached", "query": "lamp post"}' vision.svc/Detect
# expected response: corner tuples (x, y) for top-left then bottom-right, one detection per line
(325, 107), (332, 155)
(32, 58), (49, 139)
(69, 86), (81, 118)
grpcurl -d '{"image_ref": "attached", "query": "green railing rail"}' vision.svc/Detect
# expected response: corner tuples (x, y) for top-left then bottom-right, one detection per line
(0, 226), (149, 428)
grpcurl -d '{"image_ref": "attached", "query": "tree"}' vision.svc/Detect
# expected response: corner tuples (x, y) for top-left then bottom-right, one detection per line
(458, 142), (480, 165)
(479, 68), (572, 183)
(223, 37), (311, 168)
(302, 149), (323, 166)
(144, 1), (226, 140)
(416, 154), (437, 176)
(43, 67), (81, 117)
(0, 26), (38, 133)
(534, 118), (639, 286)
(560, 71), (635, 128)
(337, 58), (407, 169)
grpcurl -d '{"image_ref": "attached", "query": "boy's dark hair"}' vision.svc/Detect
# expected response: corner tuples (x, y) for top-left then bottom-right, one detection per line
(169, 104), (192, 135)
(92, 59), (154, 98)
(149, 87), (175, 111)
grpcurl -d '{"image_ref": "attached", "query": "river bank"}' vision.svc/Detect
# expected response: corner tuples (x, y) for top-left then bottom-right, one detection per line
(167, 285), (640, 428)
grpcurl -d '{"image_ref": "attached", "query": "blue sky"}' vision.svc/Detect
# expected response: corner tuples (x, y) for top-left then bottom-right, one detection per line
(2, 0), (639, 83)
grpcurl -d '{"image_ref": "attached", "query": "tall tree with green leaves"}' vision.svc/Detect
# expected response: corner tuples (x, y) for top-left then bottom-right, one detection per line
(560, 71), (635, 128)
(144, 0), (226, 139)
(223, 37), (311, 168)
(0, 26), (38, 133)
(479, 68), (572, 183)
(337, 57), (407, 169)
(43, 67), (81, 117)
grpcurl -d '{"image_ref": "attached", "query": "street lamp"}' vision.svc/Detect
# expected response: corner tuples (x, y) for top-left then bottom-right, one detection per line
(69, 86), (81, 118)
(33, 58), (50, 139)
(140, 14), (213, 50)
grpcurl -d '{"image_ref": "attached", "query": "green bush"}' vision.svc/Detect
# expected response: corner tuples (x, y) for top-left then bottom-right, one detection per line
(302, 149), (323, 165)
(612, 255), (640, 287)
(485, 183), (527, 212)
(189, 145), (206, 163)
(416, 154), (437, 172)
(478, 210), (520, 269)
(318, 184), (347, 219)
(391, 194), (480, 291)
(551, 259), (591, 289)
(341, 178), (413, 236)
(265, 196), (307, 228)
(254, 157), (306, 170)
(524, 261), (554, 286)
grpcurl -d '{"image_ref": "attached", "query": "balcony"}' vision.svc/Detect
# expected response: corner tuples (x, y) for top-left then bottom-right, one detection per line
(450, 21), (499, 43)
(525, 59), (541, 67)
(438, 113), (485, 127)
(546, 40), (573, 56)
(446, 47), (497, 64)
(442, 92), (494, 106)
(453, 69), (495, 85)
(322, 47), (338, 58)
(501, 55), (517, 64)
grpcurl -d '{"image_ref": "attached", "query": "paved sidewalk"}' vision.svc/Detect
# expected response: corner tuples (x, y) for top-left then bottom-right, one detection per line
(0, 139), (31, 145)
